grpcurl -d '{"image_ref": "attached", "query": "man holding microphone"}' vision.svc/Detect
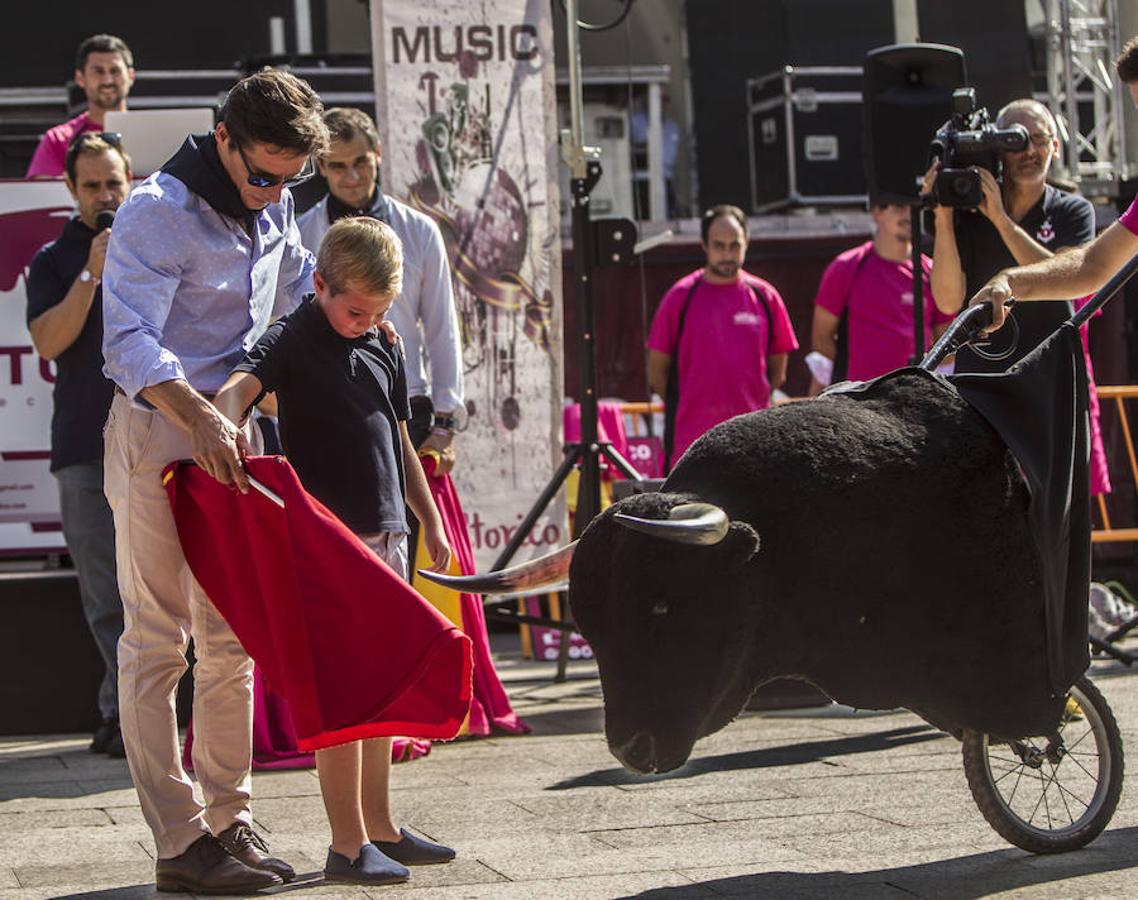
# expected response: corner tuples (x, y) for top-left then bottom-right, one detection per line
(26, 132), (131, 758)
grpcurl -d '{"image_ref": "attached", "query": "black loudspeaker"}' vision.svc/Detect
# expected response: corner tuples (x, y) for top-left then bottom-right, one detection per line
(862, 43), (966, 205)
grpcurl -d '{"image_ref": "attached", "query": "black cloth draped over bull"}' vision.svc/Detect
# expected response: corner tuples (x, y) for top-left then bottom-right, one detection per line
(833, 325), (1087, 705)
(830, 323), (1090, 700)
(950, 324), (1091, 696)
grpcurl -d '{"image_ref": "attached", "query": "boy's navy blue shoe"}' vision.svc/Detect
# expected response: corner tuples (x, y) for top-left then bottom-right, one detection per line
(323, 844), (409, 885)
(373, 829), (456, 865)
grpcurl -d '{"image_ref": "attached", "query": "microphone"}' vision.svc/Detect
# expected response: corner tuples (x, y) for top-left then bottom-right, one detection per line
(95, 210), (115, 232)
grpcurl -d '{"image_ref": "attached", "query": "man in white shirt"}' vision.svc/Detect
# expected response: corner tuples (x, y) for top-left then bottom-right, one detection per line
(297, 108), (464, 471)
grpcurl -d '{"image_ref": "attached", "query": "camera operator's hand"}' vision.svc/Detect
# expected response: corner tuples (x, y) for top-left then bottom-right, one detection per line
(922, 162), (955, 228)
(975, 169), (1011, 230)
(921, 160), (940, 200)
(969, 272), (1014, 335)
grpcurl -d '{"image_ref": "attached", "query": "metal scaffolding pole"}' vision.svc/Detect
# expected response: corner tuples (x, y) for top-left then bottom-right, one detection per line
(1045, 0), (1132, 197)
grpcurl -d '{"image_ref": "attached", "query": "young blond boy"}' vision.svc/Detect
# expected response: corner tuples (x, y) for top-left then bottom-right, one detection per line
(214, 218), (455, 885)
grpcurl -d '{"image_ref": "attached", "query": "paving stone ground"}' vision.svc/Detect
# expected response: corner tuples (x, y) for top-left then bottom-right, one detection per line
(2, 639), (1136, 899)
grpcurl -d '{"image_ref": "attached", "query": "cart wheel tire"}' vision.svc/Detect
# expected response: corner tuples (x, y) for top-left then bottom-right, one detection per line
(962, 675), (1124, 853)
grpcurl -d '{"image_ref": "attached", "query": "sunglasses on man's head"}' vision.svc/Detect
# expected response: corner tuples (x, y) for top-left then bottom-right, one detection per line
(234, 142), (315, 189)
(69, 131), (123, 149)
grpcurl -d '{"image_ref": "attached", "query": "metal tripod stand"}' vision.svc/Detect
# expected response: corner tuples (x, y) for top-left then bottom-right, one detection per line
(479, 0), (642, 679)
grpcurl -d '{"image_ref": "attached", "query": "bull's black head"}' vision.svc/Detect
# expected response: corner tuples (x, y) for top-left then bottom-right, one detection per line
(570, 491), (761, 774)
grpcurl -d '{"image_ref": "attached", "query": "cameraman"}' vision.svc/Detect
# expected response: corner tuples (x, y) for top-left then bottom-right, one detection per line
(926, 98), (1094, 373)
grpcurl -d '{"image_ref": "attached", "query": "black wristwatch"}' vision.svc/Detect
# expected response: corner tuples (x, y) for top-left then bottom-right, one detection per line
(431, 413), (457, 433)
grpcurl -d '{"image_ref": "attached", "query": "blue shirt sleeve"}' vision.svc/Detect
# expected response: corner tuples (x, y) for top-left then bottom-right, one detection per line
(101, 192), (189, 397)
(273, 193), (316, 319)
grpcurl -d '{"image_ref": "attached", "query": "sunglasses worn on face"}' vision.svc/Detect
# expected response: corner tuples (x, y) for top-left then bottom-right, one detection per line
(235, 142), (315, 188)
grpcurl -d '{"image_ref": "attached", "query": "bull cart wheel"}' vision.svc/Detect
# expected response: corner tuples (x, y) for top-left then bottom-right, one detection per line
(961, 675), (1123, 853)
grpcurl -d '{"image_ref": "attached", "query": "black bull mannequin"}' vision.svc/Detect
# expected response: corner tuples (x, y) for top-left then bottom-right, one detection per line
(425, 329), (1091, 775)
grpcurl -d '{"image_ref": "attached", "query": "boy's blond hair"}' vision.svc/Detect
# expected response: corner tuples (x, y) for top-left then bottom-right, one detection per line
(317, 217), (403, 298)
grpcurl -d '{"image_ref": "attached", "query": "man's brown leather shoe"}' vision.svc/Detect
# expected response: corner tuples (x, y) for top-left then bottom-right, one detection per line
(155, 834), (282, 894)
(217, 822), (296, 882)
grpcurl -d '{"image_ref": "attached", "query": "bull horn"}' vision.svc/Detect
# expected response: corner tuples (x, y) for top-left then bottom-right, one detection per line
(417, 541), (577, 594)
(614, 501), (729, 545)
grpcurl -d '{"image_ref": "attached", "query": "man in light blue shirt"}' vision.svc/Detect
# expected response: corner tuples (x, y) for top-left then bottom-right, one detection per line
(101, 69), (325, 895)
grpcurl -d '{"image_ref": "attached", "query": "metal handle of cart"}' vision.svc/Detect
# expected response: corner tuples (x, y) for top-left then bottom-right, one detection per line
(919, 300), (1008, 372)
(920, 251), (1138, 373)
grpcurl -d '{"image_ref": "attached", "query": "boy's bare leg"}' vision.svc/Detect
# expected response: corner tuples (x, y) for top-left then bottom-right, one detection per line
(315, 742), (369, 858)
(360, 737), (401, 842)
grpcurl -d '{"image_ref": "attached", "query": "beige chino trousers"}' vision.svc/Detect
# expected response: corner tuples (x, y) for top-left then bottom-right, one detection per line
(103, 391), (261, 858)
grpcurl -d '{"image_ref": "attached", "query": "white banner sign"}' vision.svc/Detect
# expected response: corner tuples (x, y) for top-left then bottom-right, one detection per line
(0, 180), (74, 553)
(370, 0), (566, 569)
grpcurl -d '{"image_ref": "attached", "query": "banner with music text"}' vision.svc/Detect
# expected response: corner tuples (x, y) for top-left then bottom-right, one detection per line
(370, 0), (566, 569)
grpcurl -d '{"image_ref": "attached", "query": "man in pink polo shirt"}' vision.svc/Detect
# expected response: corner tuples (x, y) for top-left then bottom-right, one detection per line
(809, 201), (953, 393)
(647, 204), (798, 471)
(974, 37), (1138, 329)
(27, 34), (135, 179)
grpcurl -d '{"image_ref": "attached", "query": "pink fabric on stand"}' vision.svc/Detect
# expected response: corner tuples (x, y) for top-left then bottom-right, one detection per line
(563, 401), (631, 476)
(419, 454), (530, 737)
(1073, 295), (1112, 496)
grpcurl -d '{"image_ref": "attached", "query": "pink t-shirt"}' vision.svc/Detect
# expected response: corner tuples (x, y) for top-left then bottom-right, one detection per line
(814, 241), (953, 381)
(1120, 193), (1138, 235)
(26, 112), (100, 178)
(648, 269), (799, 460)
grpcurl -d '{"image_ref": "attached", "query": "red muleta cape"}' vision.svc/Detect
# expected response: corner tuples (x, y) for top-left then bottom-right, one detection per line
(163, 455), (473, 752)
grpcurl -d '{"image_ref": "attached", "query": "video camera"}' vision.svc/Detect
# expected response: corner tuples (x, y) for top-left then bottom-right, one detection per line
(928, 88), (1029, 208)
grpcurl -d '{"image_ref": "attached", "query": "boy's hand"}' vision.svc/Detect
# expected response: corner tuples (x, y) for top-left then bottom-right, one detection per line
(420, 431), (456, 474)
(423, 523), (452, 573)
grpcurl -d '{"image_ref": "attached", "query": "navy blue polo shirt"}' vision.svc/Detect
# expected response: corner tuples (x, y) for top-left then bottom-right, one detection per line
(25, 216), (116, 472)
(952, 184), (1094, 372)
(235, 296), (411, 535)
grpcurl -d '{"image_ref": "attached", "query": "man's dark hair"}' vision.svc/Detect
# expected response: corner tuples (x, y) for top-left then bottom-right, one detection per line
(1117, 37), (1138, 84)
(75, 34), (133, 71)
(323, 107), (380, 151)
(65, 132), (131, 184)
(700, 204), (747, 244)
(221, 69), (328, 155)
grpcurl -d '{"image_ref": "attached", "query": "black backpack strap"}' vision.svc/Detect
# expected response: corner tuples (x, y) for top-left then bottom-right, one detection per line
(663, 277), (701, 474)
(832, 307), (851, 382)
(744, 281), (773, 354)
(824, 243), (874, 384)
